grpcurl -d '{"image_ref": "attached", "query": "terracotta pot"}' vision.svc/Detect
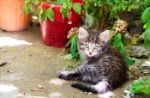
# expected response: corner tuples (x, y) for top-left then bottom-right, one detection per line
(0, 0), (31, 31)
(40, 1), (82, 48)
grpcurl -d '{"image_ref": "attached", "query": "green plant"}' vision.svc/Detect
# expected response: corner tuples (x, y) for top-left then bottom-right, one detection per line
(129, 77), (150, 96)
(110, 33), (135, 66)
(63, 34), (81, 70)
(24, 0), (40, 13)
(82, 0), (150, 30)
(109, 20), (135, 66)
(65, 35), (79, 61)
(141, 7), (150, 48)
(24, 0), (82, 21)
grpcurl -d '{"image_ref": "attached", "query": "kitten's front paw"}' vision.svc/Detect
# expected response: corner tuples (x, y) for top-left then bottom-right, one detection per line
(57, 71), (69, 79)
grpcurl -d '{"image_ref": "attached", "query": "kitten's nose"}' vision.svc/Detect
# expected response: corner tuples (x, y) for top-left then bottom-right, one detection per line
(89, 52), (92, 55)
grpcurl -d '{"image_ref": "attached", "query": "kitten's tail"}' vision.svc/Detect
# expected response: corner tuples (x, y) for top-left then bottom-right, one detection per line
(71, 82), (97, 93)
(71, 80), (110, 94)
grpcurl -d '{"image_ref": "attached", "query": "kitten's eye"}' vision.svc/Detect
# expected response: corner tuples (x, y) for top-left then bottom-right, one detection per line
(80, 43), (84, 46)
(94, 44), (100, 49)
(84, 43), (89, 48)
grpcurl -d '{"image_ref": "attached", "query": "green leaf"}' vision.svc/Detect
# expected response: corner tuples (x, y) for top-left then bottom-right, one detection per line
(73, 3), (81, 14)
(66, 35), (79, 60)
(144, 19), (150, 29)
(84, 0), (90, 10)
(60, 0), (71, 18)
(133, 86), (145, 93)
(35, 0), (43, 4)
(109, 32), (135, 66)
(46, 8), (54, 21)
(60, 8), (69, 18)
(56, 0), (64, 4)
(113, 33), (126, 55)
(24, 0), (32, 13)
(24, 0), (43, 14)
(144, 29), (150, 48)
(124, 57), (135, 66)
(141, 7), (150, 23)
(129, 77), (150, 96)
(70, 35), (78, 58)
(39, 9), (47, 21)
(145, 78), (150, 84)
(132, 80), (143, 86)
(143, 88), (150, 96)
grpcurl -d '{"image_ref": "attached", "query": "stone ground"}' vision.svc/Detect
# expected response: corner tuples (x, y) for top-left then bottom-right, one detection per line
(0, 26), (131, 98)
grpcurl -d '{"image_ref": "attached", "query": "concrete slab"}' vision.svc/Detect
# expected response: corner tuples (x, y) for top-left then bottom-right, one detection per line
(0, 26), (129, 98)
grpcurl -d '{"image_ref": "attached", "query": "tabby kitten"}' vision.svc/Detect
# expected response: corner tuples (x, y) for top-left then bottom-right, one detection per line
(57, 27), (127, 94)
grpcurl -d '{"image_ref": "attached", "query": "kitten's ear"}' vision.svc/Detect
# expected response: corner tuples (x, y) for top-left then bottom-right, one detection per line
(99, 30), (110, 43)
(78, 27), (89, 42)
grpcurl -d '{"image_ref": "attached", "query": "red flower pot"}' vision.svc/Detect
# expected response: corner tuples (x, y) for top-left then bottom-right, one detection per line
(40, 1), (82, 48)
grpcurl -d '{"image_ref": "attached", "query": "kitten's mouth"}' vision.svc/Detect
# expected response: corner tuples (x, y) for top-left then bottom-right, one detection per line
(86, 53), (99, 58)
(87, 54), (95, 58)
